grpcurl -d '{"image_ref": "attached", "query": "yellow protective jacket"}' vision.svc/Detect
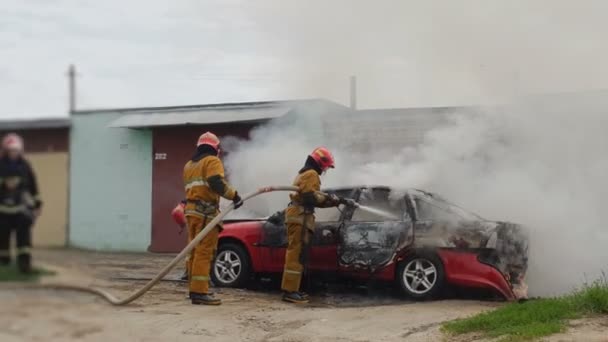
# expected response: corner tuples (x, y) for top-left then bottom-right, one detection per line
(183, 155), (237, 218)
(286, 168), (338, 228)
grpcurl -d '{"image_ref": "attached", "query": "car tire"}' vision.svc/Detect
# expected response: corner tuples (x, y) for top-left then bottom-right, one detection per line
(211, 243), (251, 288)
(397, 250), (445, 300)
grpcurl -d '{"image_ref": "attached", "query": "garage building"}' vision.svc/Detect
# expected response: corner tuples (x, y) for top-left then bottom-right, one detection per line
(69, 99), (348, 252)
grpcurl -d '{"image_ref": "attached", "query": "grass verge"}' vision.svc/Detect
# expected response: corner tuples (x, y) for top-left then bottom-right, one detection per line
(442, 279), (608, 341)
(0, 264), (55, 282)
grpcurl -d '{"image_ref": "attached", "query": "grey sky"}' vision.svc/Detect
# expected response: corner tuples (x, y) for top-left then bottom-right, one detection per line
(2, 0), (607, 119)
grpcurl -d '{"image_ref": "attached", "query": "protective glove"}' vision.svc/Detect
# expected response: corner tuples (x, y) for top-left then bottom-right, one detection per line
(328, 194), (341, 206)
(233, 192), (244, 209)
(339, 197), (357, 207)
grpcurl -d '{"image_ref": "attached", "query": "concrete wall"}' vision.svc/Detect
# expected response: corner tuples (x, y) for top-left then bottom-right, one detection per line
(69, 113), (152, 251)
(29, 152), (69, 247)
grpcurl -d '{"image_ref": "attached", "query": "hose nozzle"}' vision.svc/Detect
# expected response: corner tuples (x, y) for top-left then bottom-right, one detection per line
(341, 198), (359, 208)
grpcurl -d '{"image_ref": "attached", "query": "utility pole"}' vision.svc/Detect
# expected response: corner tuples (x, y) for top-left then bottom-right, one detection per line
(68, 64), (77, 113)
(349, 75), (357, 110)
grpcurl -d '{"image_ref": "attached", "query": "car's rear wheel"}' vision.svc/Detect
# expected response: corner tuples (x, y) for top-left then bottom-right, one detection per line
(397, 251), (445, 299)
(211, 243), (251, 288)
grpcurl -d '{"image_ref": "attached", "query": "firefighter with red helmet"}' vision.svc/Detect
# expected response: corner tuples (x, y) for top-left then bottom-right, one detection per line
(183, 132), (242, 305)
(281, 147), (350, 304)
(0, 133), (41, 273)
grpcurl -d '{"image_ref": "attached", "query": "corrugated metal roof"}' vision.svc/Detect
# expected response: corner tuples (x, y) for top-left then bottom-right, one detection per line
(107, 105), (292, 128)
(76, 98), (336, 115)
(0, 118), (71, 131)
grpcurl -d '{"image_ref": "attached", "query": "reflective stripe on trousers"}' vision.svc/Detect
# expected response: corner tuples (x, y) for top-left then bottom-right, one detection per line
(281, 222), (311, 293)
(17, 247), (30, 255)
(186, 215), (220, 294)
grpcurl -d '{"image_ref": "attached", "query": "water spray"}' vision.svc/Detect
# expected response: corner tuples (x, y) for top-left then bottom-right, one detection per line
(344, 199), (401, 221)
(355, 205), (401, 221)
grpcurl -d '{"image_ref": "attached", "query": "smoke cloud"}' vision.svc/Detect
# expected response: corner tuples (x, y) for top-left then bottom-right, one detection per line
(224, 95), (608, 296)
(221, 0), (608, 296)
(237, 0), (608, 108)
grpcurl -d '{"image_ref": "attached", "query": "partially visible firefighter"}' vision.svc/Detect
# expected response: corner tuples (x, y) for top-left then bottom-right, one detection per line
(281, 147), (352, 304)
(183, 132), (242, 305)
(0, 133), (42, 273)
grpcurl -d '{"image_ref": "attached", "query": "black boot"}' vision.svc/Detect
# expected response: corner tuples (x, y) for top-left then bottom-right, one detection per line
(282, 291), (309, 304)
(17, 254), (31, 274)
(190, 292), (222, 306)
(0, 256), (10, 266)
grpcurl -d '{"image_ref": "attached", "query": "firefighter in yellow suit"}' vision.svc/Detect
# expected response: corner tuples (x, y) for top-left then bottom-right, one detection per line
(183, 132), (242, 305)
(281, 147), (351, 304)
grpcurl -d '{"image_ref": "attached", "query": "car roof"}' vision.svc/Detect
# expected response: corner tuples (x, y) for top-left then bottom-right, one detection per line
(322, 185), (393, 192)
(323, 185), (426, 193)
(321, 186), (441, 200)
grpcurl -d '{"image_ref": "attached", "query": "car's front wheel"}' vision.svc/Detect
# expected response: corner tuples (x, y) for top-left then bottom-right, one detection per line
(397, 251), (445, 299)
(211, 243), (251, 288)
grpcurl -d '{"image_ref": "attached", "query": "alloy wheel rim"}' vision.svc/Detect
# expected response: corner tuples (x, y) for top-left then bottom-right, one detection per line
(214, 250), (242, 283)
(403, 258), (437, 294)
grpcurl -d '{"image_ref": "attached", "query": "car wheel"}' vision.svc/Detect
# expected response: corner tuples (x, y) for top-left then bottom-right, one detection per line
(397, 251), (445, 299)
(211, 243), (251, 288)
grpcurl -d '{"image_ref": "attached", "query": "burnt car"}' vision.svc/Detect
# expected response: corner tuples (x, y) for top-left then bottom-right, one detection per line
(211, 186), (529, 300)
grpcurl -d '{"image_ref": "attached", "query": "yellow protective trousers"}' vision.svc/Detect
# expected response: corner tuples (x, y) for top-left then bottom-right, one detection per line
(186, 215), (220, 294)
(281, 221), (312, 293)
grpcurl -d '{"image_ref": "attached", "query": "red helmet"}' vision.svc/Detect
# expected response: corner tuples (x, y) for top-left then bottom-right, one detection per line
(171, 202), (186, 227)
(2, 133), (24, 152)
(196, 132), (220, 151)
(310, 147), (335, 171)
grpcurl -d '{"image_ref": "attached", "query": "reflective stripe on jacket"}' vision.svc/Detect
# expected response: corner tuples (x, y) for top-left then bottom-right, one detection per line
(0, 156), (41, 211)
(183, 155), (236, 218)
(285, 169), (336, 227)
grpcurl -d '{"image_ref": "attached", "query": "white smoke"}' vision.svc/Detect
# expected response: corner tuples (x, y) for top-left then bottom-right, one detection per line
(220, 0), (608, 297)
(222, 112), (330, 217)
(238, 0), (608, 108)
(359, 96), (608, 297)
(224, 94), (608, 296)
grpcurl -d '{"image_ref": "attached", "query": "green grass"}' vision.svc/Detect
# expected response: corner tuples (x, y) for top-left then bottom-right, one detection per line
(442, 279), (608, 341)
(0, 265), (55, 282)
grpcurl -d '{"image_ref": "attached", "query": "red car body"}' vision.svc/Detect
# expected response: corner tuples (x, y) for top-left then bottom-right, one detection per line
(213, 186), (528, 300)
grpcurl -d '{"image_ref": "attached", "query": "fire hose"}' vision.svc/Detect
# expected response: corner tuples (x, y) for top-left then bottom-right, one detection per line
(2, 185), (299, 306)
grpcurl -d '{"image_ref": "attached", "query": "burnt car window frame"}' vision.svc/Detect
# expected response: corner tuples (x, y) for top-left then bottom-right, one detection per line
(409, 190), (483, 222)
(349, 187), (410, 223)
(338, 187), (414, 270)
(316, 187), (361, 223)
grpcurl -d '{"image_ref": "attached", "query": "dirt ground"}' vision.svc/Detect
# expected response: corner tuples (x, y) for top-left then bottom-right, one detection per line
(0, 249), (603, 342)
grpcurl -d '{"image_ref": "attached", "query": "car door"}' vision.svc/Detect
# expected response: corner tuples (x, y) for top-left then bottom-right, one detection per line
(338, 188), (412, 275)
(308, 188), (358, 271)
(257, 189), (355, 273)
